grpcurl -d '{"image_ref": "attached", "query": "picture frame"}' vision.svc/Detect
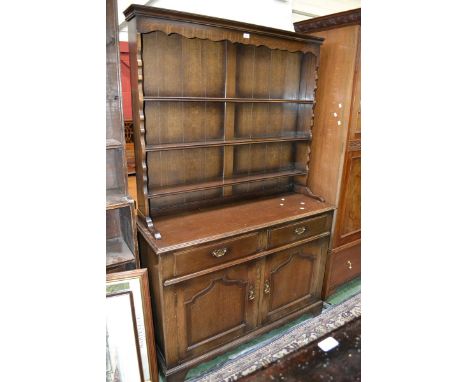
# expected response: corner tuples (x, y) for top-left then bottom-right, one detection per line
(106, 291), (144, 382)
(106, 269), (158, 382)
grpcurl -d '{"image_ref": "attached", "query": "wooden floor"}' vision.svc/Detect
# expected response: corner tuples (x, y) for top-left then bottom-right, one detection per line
(128, 175), (137, 202)
(240, 317), (361, 381)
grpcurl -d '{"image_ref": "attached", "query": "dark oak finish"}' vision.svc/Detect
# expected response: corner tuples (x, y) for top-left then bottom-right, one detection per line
(295, 9), (361, 298)
(173, 233), (261, 277)
(260, 238), (328, 324)
(106, 0), (138, 272)
(137, 205), (331, 380)
(268, 214), (331, 249)
(127, 5), (324, 235)
(127, 5), (334, 380)
(174, 262), (258, 360)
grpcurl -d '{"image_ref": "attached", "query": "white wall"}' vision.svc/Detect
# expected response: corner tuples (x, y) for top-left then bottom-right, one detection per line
(117, 0), (361, 41)
(118, 0), (295, 42)
(292, 0), (361, 23)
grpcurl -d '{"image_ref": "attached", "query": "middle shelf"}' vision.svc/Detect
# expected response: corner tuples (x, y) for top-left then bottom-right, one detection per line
(145, 135), (311, 152)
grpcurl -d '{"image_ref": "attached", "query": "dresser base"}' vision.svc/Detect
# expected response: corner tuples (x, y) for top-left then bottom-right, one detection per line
(158, 300), (323, 382)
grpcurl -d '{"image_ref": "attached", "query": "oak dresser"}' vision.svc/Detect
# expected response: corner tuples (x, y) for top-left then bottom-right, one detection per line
(125, 5), (335, 380)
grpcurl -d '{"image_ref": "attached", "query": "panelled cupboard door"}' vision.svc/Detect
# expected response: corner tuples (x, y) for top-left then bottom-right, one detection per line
(260, 239), (327, 324)
(174, 262), (258, 360)
(334, 149), (361, 248)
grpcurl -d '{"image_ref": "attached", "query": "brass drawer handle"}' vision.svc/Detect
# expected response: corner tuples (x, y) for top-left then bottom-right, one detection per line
(264, 280), (271, 295)
(347, 260), (352, 270)
(248, 285), (255, 301)
(212, 247), (228, 258)
(294, 226), (306, 235)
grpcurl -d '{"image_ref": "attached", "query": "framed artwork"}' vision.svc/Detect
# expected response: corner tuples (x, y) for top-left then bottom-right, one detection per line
(106, 291), (144, 382)
(107, 269), (158, 382)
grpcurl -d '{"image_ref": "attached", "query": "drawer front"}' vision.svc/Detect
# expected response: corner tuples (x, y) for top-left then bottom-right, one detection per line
(326, 242), (361, 294)
(268, 214), (331, 249)
(174, 233), (261, 276)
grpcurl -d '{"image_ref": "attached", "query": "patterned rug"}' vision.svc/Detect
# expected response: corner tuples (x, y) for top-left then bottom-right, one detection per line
(188, 293), (361, 381)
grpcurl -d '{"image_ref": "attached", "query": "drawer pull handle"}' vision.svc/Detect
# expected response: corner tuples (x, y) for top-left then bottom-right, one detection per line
(248, 286), (255, 301)
(294, 227), (306, 235)
(347, 260), (352, 270)
(264, 280), (271, 295)
(212, 247), (228, 258)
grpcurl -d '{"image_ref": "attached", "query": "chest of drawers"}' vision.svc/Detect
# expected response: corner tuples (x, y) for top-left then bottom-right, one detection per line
(137, 193), (333, 381)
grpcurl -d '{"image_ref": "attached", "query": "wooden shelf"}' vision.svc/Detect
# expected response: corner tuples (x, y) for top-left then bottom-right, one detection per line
(106, 236), (135, 267)
(106, 189), (129, 207)
(148, 169), (307, 198)
(143, 96), (315, 104)
(142, 193), (334, 253)
(146, 136), (311, 152)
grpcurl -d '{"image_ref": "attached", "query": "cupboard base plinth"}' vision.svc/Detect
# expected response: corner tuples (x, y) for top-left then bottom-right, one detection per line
(159, 300), (323, 382)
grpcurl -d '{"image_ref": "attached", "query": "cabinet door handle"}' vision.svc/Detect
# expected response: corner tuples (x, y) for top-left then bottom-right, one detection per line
(294, 226), (306, 235)
(248, 285), (255, 301)
(347, 260), (352, 270)
(264, 280), (271, 295)
(212, 247), (228, 258)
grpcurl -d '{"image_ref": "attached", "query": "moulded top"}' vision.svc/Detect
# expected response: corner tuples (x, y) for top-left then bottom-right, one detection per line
(294, 8), (361, 33)
(138, 193), (334, 254)
(124, 4), (324, 45)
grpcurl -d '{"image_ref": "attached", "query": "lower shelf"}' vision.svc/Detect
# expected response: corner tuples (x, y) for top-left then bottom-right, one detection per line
(148, 169), (307, 198)
(106, 237), (134, 267)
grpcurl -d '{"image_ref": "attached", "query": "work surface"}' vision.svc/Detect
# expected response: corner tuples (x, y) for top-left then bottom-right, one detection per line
(143, 192), (334, 253)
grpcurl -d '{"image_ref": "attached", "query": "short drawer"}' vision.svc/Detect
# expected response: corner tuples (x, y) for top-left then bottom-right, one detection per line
(173, 233), (261, 276)
(268, 214), (330, 248)
(326, 242), (361, 295)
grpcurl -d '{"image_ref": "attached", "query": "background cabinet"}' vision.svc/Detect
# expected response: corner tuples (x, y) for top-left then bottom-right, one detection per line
(295, 8), (361, 297)
(106, 0), (138, 272)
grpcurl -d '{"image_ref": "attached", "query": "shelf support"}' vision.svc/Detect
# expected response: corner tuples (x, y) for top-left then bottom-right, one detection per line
(138, 210), (162, 240)
(223, 41), (237, 197)
(294, 184), (326, 203)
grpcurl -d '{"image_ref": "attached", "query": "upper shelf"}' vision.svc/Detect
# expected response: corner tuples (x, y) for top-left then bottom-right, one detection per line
(143, 97), (315, 104)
